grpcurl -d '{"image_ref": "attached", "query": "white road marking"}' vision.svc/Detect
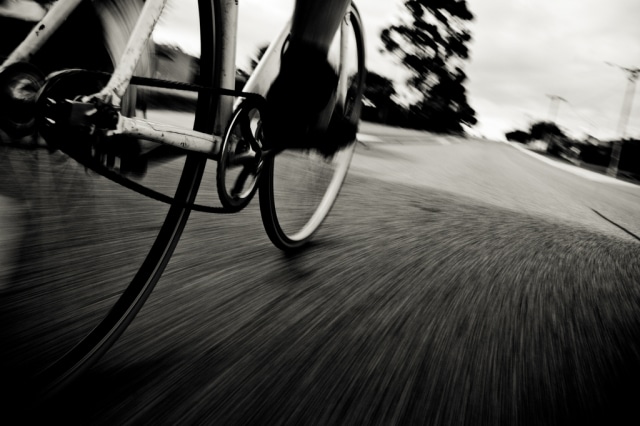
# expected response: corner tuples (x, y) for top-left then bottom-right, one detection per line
(357, 133), (384, 143)
(509, 142), (638, 188)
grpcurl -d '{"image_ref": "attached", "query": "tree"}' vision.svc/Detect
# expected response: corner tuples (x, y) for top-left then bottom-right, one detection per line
(249, 43), (269, 73)
(381, 0), (476, 133)
(364, 72), (396, 106)
(529, 121), (566, 140)
(362, 71), (397, 122)
(527, 121), (568, 156)
(235, 43), (269, 91)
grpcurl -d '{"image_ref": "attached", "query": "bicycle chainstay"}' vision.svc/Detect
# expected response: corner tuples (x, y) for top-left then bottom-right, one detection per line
(51, 70), (267, 214)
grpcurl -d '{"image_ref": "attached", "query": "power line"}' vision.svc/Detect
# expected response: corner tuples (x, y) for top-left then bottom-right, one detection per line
(546, 94), (567, 122)
(565, 101), (601, 134)
(569, 81), (620, 106)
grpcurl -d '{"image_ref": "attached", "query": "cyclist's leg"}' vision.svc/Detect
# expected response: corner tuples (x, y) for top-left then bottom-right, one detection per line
(259, 3), (366, 250)
(290, 0), (351, 54)
(264, 0), (354, 151)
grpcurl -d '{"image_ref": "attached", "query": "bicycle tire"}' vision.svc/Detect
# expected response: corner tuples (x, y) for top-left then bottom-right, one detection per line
(0, 0), (221, 399)
(259, 4), (366, 251)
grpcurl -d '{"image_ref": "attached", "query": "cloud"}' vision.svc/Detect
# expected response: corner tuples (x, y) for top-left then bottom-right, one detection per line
(465, 0), (640, 139)
(153, 0), (640, 140)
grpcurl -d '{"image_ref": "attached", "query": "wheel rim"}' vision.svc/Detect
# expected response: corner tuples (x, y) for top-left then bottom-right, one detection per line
(259, 6), (366, 250)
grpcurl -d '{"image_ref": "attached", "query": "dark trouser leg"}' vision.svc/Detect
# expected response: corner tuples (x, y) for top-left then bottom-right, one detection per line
(290, 0), (351, 54)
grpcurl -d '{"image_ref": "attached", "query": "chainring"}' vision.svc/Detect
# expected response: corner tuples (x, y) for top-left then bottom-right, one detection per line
(216, 100), (265, 211)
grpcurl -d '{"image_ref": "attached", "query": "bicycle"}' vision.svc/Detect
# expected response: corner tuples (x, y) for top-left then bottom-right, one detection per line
(0, 0), (365, 399)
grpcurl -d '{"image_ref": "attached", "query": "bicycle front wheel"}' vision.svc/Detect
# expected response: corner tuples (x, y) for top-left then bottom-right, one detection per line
(0, 0), (221, 400)
(259, 5), (366, 251)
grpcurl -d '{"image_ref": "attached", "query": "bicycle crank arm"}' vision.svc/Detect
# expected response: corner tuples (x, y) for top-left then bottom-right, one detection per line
(115, 115), (221, 158)
(33, 70), (222, 159)
(39, 93), (220, 159)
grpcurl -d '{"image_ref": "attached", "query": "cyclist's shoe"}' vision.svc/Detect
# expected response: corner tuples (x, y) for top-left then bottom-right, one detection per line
(318, 103), (358, 157)
(264, 42), (357, 156)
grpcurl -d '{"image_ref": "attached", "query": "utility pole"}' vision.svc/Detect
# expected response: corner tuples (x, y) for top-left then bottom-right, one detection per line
(605, 62), (640, 176)
(546, 94), (567, 122)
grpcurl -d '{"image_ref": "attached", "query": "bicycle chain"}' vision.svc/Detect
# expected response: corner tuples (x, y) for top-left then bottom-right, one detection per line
(129, 73), (266, 104)
(82, 156), (233, 214)
(62, 70), (267, 214)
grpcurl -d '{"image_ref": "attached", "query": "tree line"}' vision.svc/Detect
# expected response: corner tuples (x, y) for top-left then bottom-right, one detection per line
(367, 0), (476, 134)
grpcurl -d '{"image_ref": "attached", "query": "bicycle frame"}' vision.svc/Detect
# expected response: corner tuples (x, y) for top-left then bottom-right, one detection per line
(0, 2), (364, 395)
(1, 0), (352, 159)
(2, 0), (220, 156)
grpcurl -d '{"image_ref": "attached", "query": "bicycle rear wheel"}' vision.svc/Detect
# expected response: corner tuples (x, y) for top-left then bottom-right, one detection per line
(0, 0), (220, 400)
(259, 5), (366, 251)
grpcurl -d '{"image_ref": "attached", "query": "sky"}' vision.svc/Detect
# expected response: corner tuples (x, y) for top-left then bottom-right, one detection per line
(154, 0), (640, 141)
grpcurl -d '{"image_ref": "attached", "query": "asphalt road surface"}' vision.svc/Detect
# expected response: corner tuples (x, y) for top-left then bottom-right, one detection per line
(2, 121), (640, 425)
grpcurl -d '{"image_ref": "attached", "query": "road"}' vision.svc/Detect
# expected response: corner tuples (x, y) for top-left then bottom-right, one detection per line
(2, 121), (640, 425)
